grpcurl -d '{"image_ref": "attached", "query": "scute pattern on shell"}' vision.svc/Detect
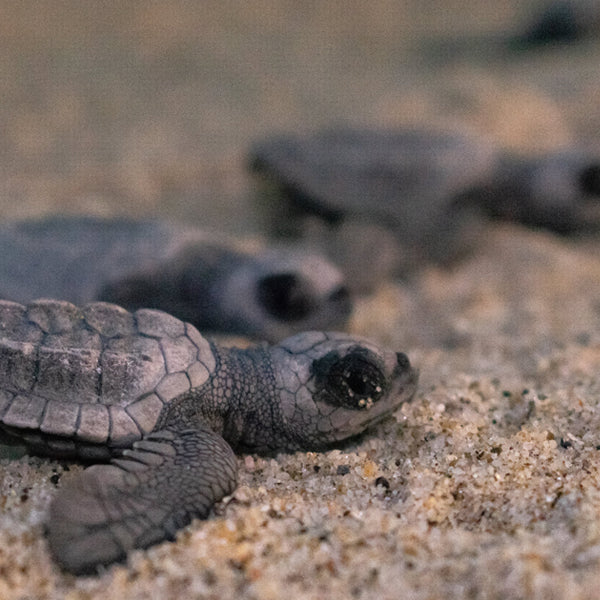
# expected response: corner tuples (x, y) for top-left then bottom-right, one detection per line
(0, 300), (214, 446)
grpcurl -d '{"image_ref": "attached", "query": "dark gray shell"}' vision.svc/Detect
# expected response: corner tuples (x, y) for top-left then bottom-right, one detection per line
(249, 128), (600, 231)
(0, 299), (213, 451)
(250, 128), (498, 222)
(0, 216), (351, 341)
(0, 218), (184, 304)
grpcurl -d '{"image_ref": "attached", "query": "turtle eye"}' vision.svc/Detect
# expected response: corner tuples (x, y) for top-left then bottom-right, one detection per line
(312, 347), (386, 410)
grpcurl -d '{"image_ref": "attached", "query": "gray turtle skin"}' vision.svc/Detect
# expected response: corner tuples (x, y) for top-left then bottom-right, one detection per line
(0, 216), (351, 341)
(0, 299), (418, 574)
(250, 128), (600, 290)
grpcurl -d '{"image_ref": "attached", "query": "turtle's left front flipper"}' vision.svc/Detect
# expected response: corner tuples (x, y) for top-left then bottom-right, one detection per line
(46, 427), (237, 575)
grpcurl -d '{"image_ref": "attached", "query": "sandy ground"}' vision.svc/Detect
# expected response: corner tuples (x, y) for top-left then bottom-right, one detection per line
(1, 2), (600, 598)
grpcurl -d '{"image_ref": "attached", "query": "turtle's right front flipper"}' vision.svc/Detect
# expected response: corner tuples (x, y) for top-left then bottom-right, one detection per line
(46, 426), (237, 575)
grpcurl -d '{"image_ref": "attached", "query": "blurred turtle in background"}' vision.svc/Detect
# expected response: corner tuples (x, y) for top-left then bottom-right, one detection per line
(0, 216), (352, 342)
(249, 128), (600, 291)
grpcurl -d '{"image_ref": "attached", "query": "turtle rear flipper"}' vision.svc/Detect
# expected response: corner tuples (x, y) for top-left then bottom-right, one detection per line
(46, 427), (237, 575)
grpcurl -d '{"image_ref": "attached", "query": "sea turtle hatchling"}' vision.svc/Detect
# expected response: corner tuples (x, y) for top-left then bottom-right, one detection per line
(0, 299), (418, 574)
(0, 215), (351, 342)
(250, 128), (600, 290)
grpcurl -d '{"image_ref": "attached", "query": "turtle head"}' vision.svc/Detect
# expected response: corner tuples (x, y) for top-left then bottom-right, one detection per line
(217, 249), (352, 342)
(270, 332), (418, 450)
(512, 151), (600, 232)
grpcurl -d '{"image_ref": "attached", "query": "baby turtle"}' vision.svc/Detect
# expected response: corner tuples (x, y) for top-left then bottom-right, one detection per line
(0, 216), (351, 342)
(250, 128), (600, 290)
(0, 299), (418, 574)
(250, 128), (499, 289)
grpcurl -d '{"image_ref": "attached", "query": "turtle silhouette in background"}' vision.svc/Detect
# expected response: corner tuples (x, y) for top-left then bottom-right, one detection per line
(250, 128), (600, 291)
(0, 215), (351, 342)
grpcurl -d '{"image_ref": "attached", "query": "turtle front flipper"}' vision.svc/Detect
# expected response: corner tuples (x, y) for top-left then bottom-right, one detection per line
(46, 426), (237, 575)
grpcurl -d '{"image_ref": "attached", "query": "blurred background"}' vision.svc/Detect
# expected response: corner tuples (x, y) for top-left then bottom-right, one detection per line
(1, 1), (599, 233)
